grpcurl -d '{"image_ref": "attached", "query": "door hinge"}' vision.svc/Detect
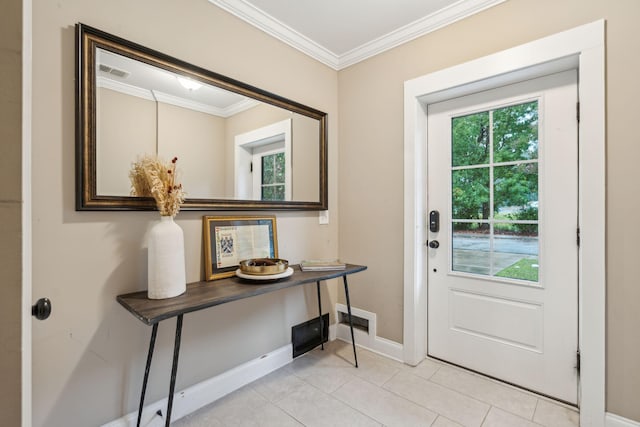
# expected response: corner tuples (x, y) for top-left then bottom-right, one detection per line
(576, 350), (581, 374)
(576, 227), (581, 247)
(250, 161), (253, 173)
(576, 101), (580, 123)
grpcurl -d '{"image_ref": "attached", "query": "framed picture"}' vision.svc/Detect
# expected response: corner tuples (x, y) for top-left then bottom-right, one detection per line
(203, 215), (278, 280)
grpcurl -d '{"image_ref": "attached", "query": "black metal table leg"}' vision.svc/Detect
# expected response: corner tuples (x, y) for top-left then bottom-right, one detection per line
(343, 276), (358, 368)
(316, 281), (324, 350)
(165, 314), (184, 427)
(137, 323), (159, 427)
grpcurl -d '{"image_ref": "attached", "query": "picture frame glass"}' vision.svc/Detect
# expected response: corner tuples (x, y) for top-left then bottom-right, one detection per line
(203, 216), (278, 280)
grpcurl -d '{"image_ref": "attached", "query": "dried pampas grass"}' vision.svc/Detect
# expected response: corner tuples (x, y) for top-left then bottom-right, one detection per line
(129, 155), (186, 217)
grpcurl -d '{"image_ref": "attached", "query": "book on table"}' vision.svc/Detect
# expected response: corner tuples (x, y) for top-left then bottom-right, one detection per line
(300, 259), (346, 271)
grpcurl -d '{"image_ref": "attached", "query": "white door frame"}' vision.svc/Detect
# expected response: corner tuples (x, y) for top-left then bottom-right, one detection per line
(234, 118), (292, 200)
(403, 20), (605, 426)
(22, 0), (33, 425)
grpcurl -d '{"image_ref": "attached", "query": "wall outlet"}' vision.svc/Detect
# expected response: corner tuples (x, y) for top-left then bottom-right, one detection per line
(319, 210), (329, 224)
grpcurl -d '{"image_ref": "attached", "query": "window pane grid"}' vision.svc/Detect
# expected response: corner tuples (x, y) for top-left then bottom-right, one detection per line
(452, 159), (538, 172)
(261, 152), (286, 201)
(450, 101), (539, 283)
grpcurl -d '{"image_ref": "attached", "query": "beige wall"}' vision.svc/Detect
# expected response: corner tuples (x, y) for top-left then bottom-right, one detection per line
(0, 0), (22, 424)
(158, 102), (226, 199)
(291, 114), (320, 202)
(97, 88), (156, 195)
(29, 0), (640, 424)
(31, 1), (338, 425)
(338, 0), (640, 421)
(97, 89), (228, 198)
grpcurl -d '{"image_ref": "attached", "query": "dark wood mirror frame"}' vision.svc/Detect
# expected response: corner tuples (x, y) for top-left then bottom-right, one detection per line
(76, 23), (328, 211)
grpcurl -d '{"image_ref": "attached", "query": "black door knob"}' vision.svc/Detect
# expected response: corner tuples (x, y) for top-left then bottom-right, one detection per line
(428, 240), (440, 249)
(32, 298), (52, 320)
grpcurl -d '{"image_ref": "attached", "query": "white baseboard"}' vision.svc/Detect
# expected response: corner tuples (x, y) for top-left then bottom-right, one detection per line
(104, 306), (403, 427)
(102, 344), (293, 427)
(335, 303), (404, 361)
(607, 413), (640, 427)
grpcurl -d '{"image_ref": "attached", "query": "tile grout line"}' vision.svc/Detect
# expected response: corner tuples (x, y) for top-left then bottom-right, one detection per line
(319, 377), (384, 426)
(479, 404), (492, 427)
(423, 365), (547, 422)
(378, 369), (456, 421)
(532, 398), (541, 425)
(284, 367), (382, 426)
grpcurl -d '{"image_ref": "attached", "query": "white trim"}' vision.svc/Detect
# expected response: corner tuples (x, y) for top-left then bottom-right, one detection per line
(153, 91), (258, 118)
(221, 98), (261, 117)
(606, 413), (640, 427)
(207, 0), (505, 70)
(97, 77), (155, 101)
(208, 0), (339, 69)
(102, 344), (293, 427)
(21, 0), (33, 424)
(100, 328), (405, 427)
(335, 304), (404, 362)
(338, 0), (506, 70)
(234, 119), (292, 200)
(403, 20), (605, 426)
(335, 326), (404, 362)
(335, 303), (377, 338)
(97, 77), (260, 118)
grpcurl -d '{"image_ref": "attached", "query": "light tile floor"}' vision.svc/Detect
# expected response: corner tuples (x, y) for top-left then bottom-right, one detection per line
(174, 340), (579, 427)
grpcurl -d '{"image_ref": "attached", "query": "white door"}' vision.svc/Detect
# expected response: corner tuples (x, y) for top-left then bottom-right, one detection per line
(427, 70), (579, 404)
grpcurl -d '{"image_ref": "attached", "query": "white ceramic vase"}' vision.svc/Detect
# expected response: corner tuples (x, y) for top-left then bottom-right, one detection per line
(147, 216), (186, 299)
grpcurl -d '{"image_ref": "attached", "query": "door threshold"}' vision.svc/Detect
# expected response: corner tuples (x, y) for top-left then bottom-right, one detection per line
(426, 354), (579, 410)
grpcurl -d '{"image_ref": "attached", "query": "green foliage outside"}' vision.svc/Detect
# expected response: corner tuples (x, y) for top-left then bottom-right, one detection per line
(495, 258), (539, 281)
(261, 152), (286, 201)
(451, 101), (539, 234)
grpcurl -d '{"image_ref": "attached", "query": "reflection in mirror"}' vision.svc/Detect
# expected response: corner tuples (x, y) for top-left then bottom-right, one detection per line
(77, 23), (327, 211)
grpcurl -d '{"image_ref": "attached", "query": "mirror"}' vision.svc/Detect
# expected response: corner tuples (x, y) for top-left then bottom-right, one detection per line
(76, 23), (328, 211)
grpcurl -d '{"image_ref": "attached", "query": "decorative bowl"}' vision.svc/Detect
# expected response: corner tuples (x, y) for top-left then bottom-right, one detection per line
(239, 258), (289, 276)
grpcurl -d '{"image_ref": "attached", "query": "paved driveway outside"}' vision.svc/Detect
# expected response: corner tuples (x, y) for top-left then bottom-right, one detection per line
(451, 233), (538, 276)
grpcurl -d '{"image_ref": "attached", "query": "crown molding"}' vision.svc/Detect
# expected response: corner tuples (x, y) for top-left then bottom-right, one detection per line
(208, 0), (506, 70)
(208, 0), (340, 69)
(97, 76), (155, 101)
(339, 0), (507, 69)
(152, 91), (259, 117)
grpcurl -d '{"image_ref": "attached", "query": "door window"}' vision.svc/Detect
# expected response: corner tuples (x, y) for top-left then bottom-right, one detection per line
(451, 101), (539, 282)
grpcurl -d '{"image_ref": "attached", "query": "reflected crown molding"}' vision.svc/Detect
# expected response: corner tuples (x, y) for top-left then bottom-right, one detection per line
(207, 0), (506, 70)
(97, 76), (260, 117)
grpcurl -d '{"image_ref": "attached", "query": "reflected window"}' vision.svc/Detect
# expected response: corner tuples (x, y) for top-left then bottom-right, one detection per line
(235, 119), (292, 202)
(260, 152), (286, 201)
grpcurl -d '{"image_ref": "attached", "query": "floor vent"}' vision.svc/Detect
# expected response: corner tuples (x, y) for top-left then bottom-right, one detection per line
(338, 311), (369, 333)
(292, 313), (329, 358)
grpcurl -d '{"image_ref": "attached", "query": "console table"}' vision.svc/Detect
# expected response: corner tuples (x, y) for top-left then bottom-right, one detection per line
(117, 264), (367, 427)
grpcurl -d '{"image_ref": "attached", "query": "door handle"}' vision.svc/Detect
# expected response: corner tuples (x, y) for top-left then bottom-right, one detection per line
(32, 298), (52, 320)
(428, 240), (440, 249)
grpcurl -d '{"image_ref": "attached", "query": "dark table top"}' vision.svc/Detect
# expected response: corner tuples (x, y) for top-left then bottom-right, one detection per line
(117, 264), (367, 325)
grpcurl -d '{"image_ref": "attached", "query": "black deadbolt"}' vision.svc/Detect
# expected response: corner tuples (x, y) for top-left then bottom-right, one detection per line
(429, 211), (440, 232)
(428, 240), (440, 249)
